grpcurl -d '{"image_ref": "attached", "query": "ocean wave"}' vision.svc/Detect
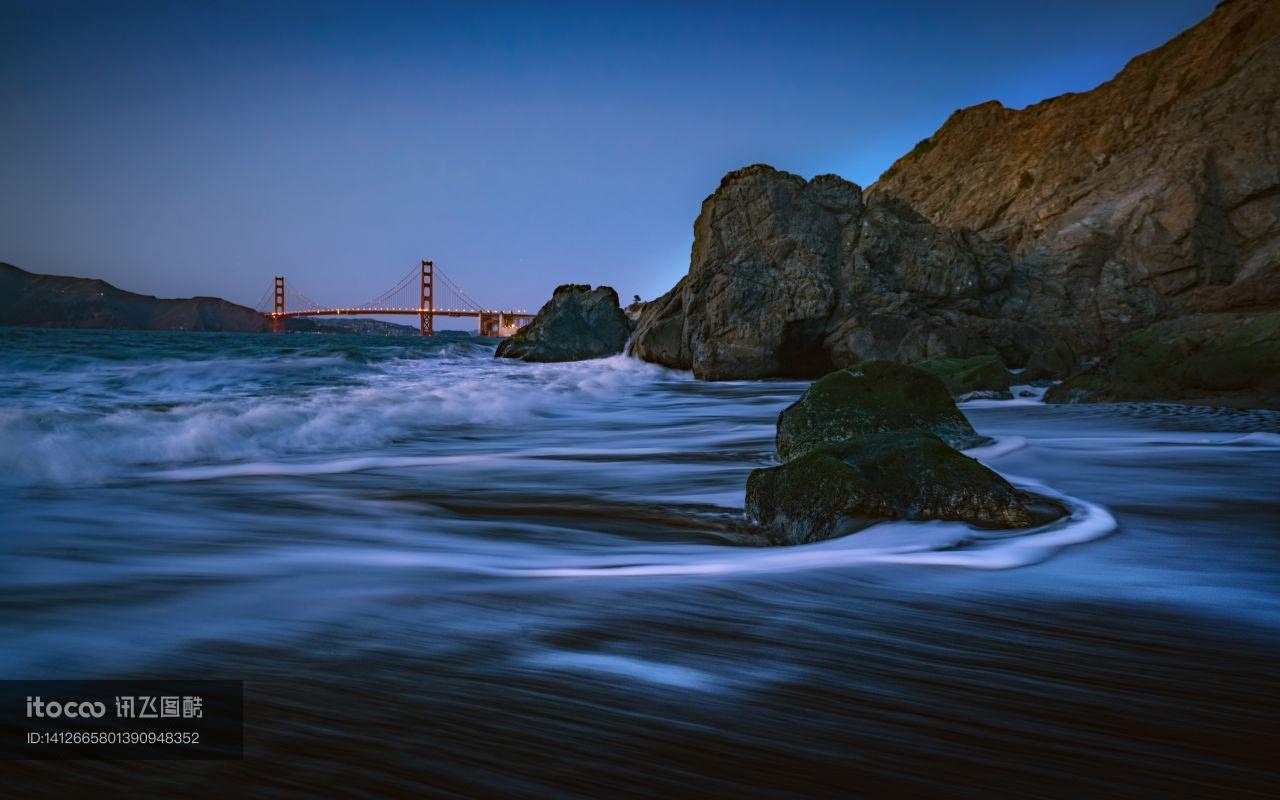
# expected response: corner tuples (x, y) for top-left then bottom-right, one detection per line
(0, 345), (687, 486)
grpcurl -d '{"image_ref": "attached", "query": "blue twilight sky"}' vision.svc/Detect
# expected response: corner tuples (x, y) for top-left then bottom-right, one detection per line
(1, 0), (1216, 322)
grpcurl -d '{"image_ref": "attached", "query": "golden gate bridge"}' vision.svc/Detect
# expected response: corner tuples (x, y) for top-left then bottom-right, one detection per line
(256, 260), (535, 337)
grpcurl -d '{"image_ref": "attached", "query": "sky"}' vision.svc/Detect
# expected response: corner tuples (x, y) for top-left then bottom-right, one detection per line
(0, 0), (1217, 326)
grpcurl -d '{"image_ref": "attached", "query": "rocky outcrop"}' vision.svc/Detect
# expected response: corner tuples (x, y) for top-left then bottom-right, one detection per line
(495, 284), (633, 362)
(748, 363), (1064, 544)
(775, 361), (983, 461)
(874, 0), (1280, 348)
(0, 263), (268, 332)
(913, 355), (1012, 399)
(623, 297), (648, 324)
(629, 166), (1044, 380)
(631, 1), (1279, 388)
(1045, 311), (1280, 408)
(1022, 343), (1080, 382)
(747, 431), (1062, 545)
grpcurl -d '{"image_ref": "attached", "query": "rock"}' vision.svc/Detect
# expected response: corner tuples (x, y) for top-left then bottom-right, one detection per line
(0, 263), (268, 332)
(1044, 311), (1280, 408)
(632, 2), (1280, 386)
(913, 355), (1012, 399)
(629, 165), (1044, 380)
(495, 284), (633, 363)
(623, 296), (647, 324)
(752, 361), (1065, 544)
(746, 431), (1066, 545)
(1022, 343), (1078, 381)
(776, 361), (984, 461)
(874, 0), (1280, 348)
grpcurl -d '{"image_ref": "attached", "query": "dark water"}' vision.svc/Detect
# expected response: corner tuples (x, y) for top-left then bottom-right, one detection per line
(1, 328), (1277, 797)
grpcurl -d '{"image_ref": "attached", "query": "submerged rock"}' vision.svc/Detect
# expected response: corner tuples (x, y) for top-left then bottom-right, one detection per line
(913, 355), (1012, 399)
(1045, 312), (1280, 408)
(775, 361), (984, 461)
(746, 431), (1065, 545)
(495, 284), (633, 363)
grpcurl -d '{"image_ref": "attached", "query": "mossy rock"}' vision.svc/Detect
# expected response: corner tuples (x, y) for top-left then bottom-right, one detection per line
(1021, 342), (1078, 381)
(746, 430), (1066, 545)
(776, 361), (984, 462)
(913, 354), (1012, 398)
(1045, 312), (1280, 408)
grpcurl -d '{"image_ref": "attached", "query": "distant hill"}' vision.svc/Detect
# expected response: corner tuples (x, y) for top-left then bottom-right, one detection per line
(289, 317), (421, 336)
(0, 263), (268, 332)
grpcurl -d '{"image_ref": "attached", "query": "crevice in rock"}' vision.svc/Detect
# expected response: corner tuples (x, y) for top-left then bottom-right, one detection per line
(775, 318), (835, 378)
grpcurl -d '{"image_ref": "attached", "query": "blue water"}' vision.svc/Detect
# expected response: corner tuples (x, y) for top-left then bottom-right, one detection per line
(1, 328), (1278, 797)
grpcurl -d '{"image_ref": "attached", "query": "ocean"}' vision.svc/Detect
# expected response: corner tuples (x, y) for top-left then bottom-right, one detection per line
(1, 328), (1277, 797)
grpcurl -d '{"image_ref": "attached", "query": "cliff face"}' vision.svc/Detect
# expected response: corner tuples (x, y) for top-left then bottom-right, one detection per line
(631, 0), (1279, 380)
(874, 0), (1280, 338)
(0, 263), (269, 332)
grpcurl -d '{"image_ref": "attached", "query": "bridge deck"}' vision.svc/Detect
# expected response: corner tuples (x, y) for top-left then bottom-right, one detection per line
(273, 309), (532, 319)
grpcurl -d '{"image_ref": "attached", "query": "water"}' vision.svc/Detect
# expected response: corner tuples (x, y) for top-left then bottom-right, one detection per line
(1, 328), (1278, 797)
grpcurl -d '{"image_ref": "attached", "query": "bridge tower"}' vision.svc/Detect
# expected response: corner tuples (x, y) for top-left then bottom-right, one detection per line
(272, 275), (285, 333)
(420, 260), (434, 336)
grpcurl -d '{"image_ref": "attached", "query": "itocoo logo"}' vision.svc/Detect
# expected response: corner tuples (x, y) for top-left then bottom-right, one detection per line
(25, 696), (107, 719)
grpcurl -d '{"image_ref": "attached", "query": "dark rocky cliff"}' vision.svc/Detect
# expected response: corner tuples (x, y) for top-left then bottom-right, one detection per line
(0, 263), (269, 332)
(874, 0), (1280, 336)
(631, 0), (1279, 384)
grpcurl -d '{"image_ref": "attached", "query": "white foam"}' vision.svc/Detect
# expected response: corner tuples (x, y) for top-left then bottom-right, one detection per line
(526, 652), (717, 691)
(964, 435), (1029, 461)
(497, 485), (1117, 580)
(149, 454), (502, 481)
(0, 348), (690, 486)
(1224, 432), (1280, 448)
(958, 383), (1048, 408)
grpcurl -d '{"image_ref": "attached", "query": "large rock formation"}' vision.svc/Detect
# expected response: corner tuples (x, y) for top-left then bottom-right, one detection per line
(630, 166), (1043, 379)
(495, 284), (633, 362)
(874, 0), (1280, 348)
(747, 363), (1064, 545)
(0, 263), (269, 332)
(631, 0), (1279, 385)
(1044, 310), (1280, 408)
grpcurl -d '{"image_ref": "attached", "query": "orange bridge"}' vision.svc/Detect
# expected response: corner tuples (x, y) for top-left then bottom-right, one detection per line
(258, 260), (534, 337)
